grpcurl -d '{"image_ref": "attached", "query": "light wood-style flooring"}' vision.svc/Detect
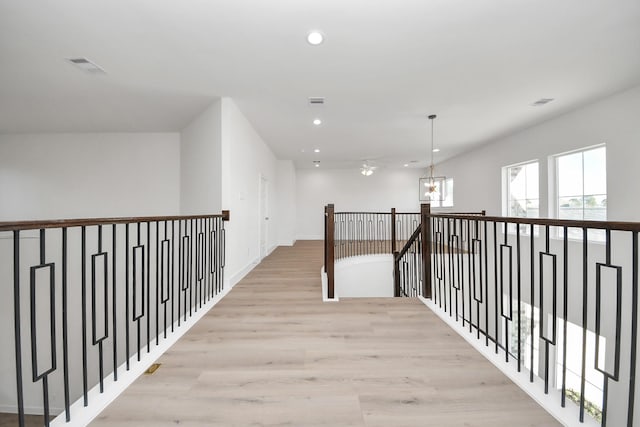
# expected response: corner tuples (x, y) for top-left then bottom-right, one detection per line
(91, 240), (559, 427)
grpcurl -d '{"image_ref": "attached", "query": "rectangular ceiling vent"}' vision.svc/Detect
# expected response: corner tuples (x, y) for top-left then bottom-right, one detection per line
(531, 98), (554, 107)
(308, 97), (325, 106)
(67, 57), (106, 74)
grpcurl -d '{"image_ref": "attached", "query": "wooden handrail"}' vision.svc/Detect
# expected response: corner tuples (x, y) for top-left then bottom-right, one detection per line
(0, 210), (230, 232)
(395, 225), (421, 260)
(430, 213), (640, 231)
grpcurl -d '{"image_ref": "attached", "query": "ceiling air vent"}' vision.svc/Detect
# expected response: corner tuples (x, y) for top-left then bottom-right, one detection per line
(531, 98), (554, 107)
(67, 57), (106, 74)
(308, 97), (325, 106)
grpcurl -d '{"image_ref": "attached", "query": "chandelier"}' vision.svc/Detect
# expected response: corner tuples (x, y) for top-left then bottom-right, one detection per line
(419, 114), (446, 202)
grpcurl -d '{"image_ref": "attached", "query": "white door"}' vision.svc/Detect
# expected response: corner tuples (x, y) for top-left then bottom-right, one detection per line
(259, 176), (268, 259)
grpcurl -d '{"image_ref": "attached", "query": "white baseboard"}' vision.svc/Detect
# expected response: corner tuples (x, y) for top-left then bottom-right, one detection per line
(418, 296), (598, 427)
(277, 239), (296, 247)
(225, 259), (259, 289)
(49, 283), (236, 427)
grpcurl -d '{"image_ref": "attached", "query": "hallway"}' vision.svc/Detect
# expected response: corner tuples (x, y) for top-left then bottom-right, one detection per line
(91, 240), (559, 427)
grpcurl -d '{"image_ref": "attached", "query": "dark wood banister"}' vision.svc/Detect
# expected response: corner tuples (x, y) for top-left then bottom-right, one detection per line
(0, 210), (230, 232)
(395, 225), (422, 260)
(430, 212), (640, 232)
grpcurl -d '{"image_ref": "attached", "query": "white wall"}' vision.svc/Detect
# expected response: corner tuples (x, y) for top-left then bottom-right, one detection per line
(335, 255), (394, 298)
(295, 167), (424, 239)
(180, 99), (222, 214)
(436, 84), (640, 221)
(276, 160), (296, 246)
(220, 98), (279, 284)
(0, 133), (181, 221)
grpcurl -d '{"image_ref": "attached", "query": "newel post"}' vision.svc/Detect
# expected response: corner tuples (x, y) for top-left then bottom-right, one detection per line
(326, 204), (335, 299)
(420, 203), (432, 299)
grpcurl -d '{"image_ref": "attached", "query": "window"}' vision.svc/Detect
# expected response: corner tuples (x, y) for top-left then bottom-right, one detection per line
(556, 146), (606, 221)
(504, 161), (539, 218)
(431, 178), (454, 208)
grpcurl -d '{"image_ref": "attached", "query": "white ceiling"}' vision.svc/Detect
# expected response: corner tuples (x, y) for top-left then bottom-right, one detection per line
(1, 0), (639, 169)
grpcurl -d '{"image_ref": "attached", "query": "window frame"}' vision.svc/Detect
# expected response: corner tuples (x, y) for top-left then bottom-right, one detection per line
(553, 144), (607, 221)
(431, 177), (454, 208)
(502, 159), (540, 218)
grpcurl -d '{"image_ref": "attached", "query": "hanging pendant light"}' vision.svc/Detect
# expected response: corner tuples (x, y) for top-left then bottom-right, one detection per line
(419, 114), (446, 202)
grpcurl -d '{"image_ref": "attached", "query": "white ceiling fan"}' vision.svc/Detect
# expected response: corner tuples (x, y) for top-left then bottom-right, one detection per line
(360, 160), (378, 176)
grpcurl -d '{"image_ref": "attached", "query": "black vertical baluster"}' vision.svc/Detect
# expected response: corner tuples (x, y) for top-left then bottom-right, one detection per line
(628, 231), (638, 427)
(177, 220), (182, 326)
(146, 222), (150, 353)
(163, 221), (169, 338)
(61, 228), (70, 420)
(543, 225), (550, 393)
(441, 219), (446, 310)
(467, 220), (472, 332)
(530, 223), (535, 382)
(190, 219), (194, 317)
(112, 224), (118, 381)
(13, 231), (25, 427)
(561, 226), (568, 406)
(195, 219), (199, 310)
(493, 222), (498, 354)
(448, 219), (454, 318)
(460, 220), (465, 326)
(171, 221), (175, 332)
(204, 219), (209, 300)
(36, 229), (52, 426)
(601, 228), (612, 426)
(516, 224), (521, 372)
(125, 224), (130, 369)
(156, 221), (160, 346)
(504, 221), (510, 363)
(96, 226), (105, 392)
(579, 227), (588, 422)
(81, 226), (88, 404)
(137, 223), (142, 361)
(484, 221), (489, 347)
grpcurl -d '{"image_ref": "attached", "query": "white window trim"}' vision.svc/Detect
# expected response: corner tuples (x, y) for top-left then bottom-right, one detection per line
(502, 159), (539, 218)
(551, 143), (607, 243)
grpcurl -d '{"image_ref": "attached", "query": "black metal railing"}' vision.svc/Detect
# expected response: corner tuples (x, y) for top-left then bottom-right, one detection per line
(427, 212), (640, 427)
(323, 204), (484, 299)
(394, 225), (423, 297)
(0, 212), (229, 426)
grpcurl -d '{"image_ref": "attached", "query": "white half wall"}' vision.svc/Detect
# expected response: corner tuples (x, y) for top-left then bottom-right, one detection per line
(0, 133), (180, 221)
(221, 98), (279, 283)
(436, 84), (640, 221)
(295, 167), (424, 239)
(180, 99), (222, 214)
(335, 255), (394, 298)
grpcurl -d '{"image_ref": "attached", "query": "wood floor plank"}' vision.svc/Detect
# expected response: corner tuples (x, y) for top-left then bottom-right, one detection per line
(91, 240), (559, 427)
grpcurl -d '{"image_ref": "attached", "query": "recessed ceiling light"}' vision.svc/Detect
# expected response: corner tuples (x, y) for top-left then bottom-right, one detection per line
(313, 118), (322, 126)
(432, 148), (440, 153)
(307, 31), (324, 45)
(313, 160), (320, 167)
(314, 148), (320, 153)
(404, 164), (409, 167)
